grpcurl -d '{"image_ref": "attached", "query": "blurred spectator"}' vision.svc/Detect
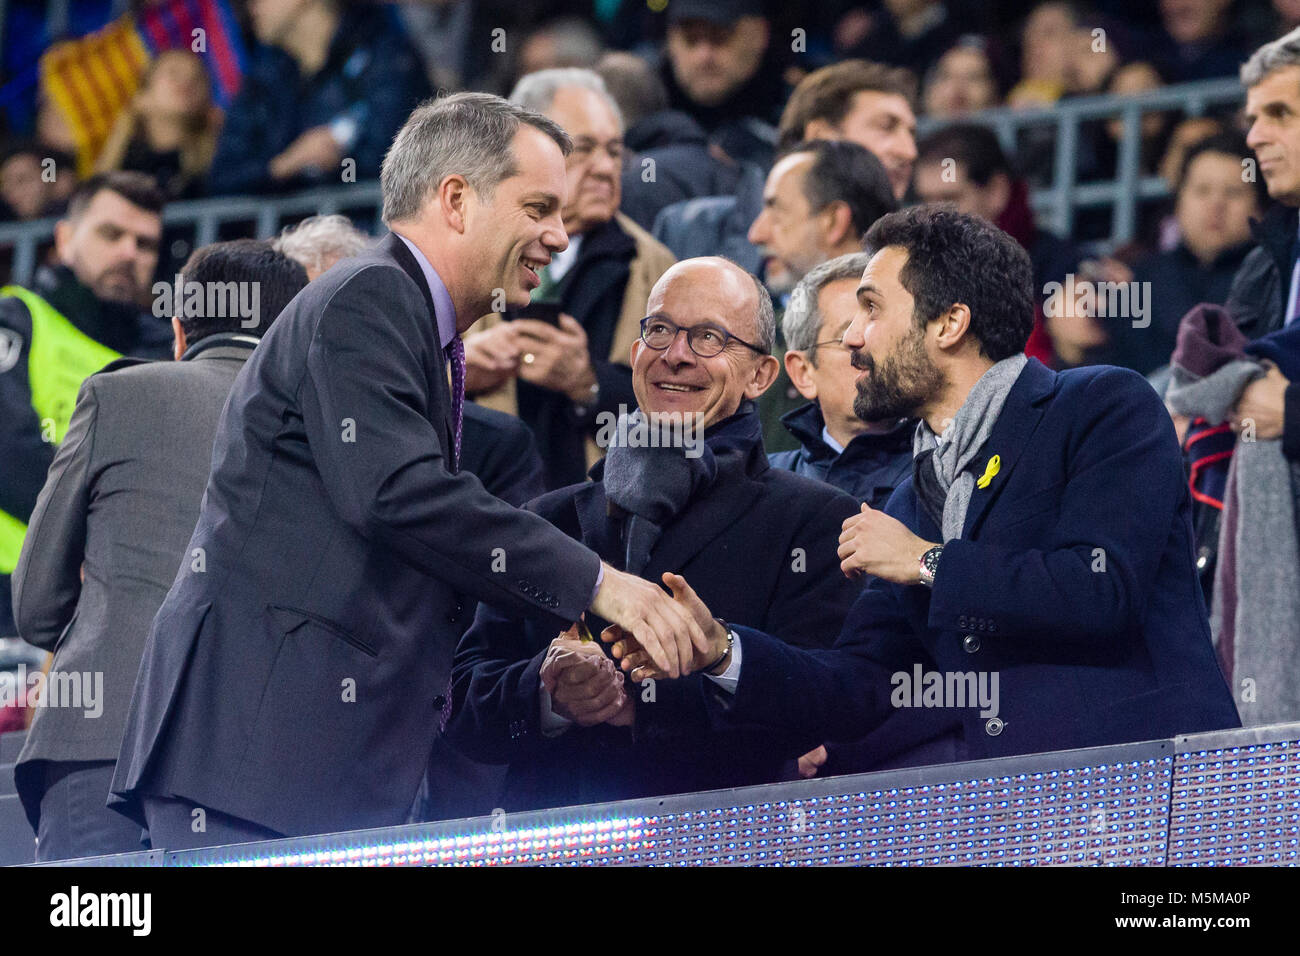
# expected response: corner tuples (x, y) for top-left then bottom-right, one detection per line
(11, 239), (308, 862)
(274, 213), (373, 280)
(661, 0), (786, 168)
(1160, 115), (1230, 187)
(600, 51), (759, 232)
(1103, 62), (1174, 175)
(0, 143), (77, 222)
(1229, 25), (1300, 339)
(749, 140), (895, 294)
(747, 139), (898, 449)
(1007, 1), (1078, 110)
(466, 69), (676, 490)
(1113, 133), (1263, 374)
(398, 0), (543, 94)
(0, 172), (172, 636)
(517, 16), (604, 81)
(209, 0), (431, 195)
(1155, 0), (1256, 82)
(769, 252), (915, 508)
(777, 59), (918, 200)
(95, 50), (222, 199)
(834, 1), (971, 80)
(922, 37), (1003, 118)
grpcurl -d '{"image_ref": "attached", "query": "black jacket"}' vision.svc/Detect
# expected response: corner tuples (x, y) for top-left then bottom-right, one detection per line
(445, 439), (861, 812)
(767, 402), (915, 509)
(1226, 202), (1297, 341)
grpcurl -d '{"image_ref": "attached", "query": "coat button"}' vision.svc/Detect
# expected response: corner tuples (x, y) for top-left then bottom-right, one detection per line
(962, 634), (980, 653)
(985, 717), (1004, 736)
(988, 622), (996, 633)
(977, 619), (986, 631)
(958, 615), (968, 628)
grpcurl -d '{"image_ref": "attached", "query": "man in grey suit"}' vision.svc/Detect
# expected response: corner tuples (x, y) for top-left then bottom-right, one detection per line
(109, 92), (708, 849)
(11, 240), (309, 861)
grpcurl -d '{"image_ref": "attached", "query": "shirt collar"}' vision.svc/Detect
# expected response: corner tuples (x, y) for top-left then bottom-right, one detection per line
(394, 232), (458, 348)
(820, 425), (846, 455)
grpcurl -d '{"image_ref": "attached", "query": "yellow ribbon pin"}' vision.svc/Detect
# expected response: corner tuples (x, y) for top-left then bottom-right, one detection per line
(976, 454), (1001, 489)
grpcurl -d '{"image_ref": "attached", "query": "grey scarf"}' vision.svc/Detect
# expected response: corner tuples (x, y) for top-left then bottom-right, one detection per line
(913, 354), (1028, 542)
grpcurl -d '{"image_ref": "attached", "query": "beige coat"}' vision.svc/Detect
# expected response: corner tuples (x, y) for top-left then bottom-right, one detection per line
(468, 212), (677, 470)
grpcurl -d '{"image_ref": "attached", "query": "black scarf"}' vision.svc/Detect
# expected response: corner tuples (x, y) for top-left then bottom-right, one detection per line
(603, 400), (762, 574)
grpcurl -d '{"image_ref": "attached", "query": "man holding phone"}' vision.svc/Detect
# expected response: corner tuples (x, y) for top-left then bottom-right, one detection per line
(464, 68), (677, 488)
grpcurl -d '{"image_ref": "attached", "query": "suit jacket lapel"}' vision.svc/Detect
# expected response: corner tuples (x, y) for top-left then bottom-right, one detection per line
(642, 470), (765, 582)
(960, 358), (1057, 539)
(382, 232), (457, 461)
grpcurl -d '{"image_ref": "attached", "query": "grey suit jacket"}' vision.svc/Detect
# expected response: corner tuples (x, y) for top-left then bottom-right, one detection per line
(108, 234), (601, 837)
(10, 339), (257, 829)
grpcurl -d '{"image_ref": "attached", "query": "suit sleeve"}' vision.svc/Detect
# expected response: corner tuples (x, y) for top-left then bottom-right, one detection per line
(0, 299), (54, 522)
(298, 265), (602, 622)
(927, 367), (1185, 645)
(11, 376), (98, 649)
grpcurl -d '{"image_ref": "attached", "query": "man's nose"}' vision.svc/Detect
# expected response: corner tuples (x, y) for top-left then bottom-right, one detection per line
(543, 213), (569, 254)
(1246, 121), (1266, 151)
(664, 328), (698, 365)
(747, 211), (769, 245)
(843, 311), (868, 349)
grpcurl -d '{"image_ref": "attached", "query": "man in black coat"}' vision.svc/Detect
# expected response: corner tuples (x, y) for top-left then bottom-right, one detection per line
(446, 257), (860, 810)
(108, 94), (708, 849)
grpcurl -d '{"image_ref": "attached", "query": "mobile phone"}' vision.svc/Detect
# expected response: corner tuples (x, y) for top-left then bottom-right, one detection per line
(515, 302), (564, 326)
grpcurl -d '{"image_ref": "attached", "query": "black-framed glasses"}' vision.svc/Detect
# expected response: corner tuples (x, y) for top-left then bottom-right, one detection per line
(639, 316), (767, 358)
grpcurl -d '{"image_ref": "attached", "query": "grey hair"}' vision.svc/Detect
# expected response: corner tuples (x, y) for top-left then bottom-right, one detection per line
(783, 252), (871, 359)
(274, 215), (372, 275)
(508, 67), (624, 131)
(1241, 25), (1300, 88)
(750, 272), (777, 354)
(381, 91), (572, 224)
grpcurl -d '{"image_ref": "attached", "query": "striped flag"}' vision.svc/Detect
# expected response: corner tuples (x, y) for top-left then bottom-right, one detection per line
(40, 0), (247, 177)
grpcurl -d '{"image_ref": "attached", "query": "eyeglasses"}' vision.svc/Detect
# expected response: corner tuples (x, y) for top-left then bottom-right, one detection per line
(810, 337), (851, 351)
(639, 316), (767, 358)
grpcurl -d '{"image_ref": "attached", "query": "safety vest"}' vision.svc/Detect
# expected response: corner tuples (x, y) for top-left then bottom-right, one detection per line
(0, 285), (121, 573)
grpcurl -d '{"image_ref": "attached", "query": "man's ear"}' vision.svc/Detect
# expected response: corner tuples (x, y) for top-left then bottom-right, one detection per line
(821, 200), (856, 251)
(745, 354), (782, 399)
(802, 118), (839, 142)
(171, 316), (187, 361)
(784, 349), (818, 401)
(53, 219), (73, 265)
(933, 303), (973, 352)
(439, 174), (471, 234)
(172, 316), (186, 361)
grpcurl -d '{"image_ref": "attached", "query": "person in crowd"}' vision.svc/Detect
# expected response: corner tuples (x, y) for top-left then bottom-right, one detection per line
(1229, 25), (1300, 341)
(209, 0), (431, 195)
(769, 253), (915, 509)
(922, 37), (1003, 119)
(95, 49), (222, 199)
(0, 172), (171, 637)
(835, 0), (971, 81)
(1006, 1), (1077, 110)
(660, 0), (787, 169)
(515, 16), (605, 84)
(11, 240), (308, 862)
(1155, 0), (1256, 82)
(108, 92), (707, 850)
(273, 213), (372, 280)
(445, 256), (860, 810)
(745, 139), (898, 448)
(599, 51), (758, 233)
(465, 68), (676, 490)
(1, 142), (76, 221)
(1112, 133), (1263, 375)
(606, 206), (1240, 771)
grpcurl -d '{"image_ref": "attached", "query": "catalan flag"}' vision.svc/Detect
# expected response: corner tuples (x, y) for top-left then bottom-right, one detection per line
(39, 0), (247, 178)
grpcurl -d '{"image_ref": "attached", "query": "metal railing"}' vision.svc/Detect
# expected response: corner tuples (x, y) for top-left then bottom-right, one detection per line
(0, 79), (1248, 285)
(918, 76), (1246, 244)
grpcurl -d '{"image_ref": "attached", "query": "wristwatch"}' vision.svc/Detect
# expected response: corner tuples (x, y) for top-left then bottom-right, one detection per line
(918, 545), (944, 588)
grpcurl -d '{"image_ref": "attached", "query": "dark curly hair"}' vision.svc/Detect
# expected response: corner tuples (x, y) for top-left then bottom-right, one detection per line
(862, 205), (1033, 361)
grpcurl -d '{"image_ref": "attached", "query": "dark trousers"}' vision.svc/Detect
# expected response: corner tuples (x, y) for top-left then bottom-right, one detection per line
(35, 759), (144, 862)
(141, 795), (282, 851)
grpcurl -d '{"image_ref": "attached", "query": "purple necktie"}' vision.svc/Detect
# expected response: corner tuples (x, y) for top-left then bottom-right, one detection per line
(447, 336), (465, 469)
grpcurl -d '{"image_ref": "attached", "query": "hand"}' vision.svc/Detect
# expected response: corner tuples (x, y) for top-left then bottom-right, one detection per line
(838, 502), (935, 584)
(797, 744), (828, 779)
(513, 315), (598, 403)
(590, 566), (712, 679)
(1230, 363), (1288, 441)
(463, 322), (522, 395)
(269, 126), (342, 180)
(539, 634), (630, 727)
(601, 572), (728, 682)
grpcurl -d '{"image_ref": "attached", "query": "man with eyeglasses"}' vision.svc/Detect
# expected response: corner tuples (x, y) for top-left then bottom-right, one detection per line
(463, 68), (677, 489)
(768, 253), (916, 510)
(444, 256), (860, 811)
